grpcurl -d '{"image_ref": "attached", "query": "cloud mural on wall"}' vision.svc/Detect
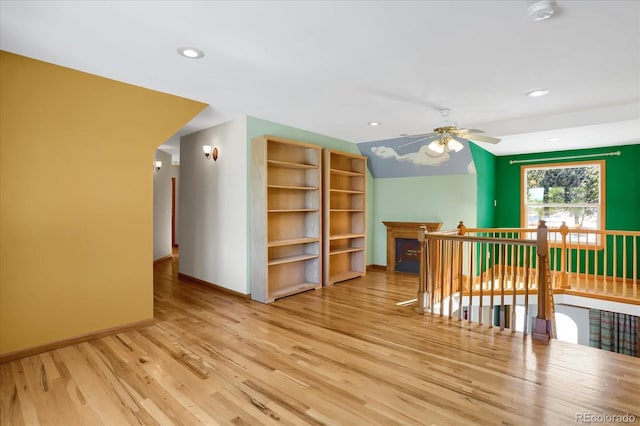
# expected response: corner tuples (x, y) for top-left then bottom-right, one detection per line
(371, 144), (451, 166)
(358, 136), (476, 178)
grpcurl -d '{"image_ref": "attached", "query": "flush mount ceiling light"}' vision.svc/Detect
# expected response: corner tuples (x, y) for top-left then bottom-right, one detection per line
(177, 47), (204, 59)
(526, 89), (550, 97)
(368, 121), (381, 126)
(528, 0), (556, 21)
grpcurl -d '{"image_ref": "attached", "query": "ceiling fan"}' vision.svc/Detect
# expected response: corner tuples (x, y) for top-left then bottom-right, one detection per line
(398, 108), (501, 154)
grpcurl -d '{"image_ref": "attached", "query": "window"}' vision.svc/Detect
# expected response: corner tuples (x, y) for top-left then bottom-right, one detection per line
(521, 161), (605, 233)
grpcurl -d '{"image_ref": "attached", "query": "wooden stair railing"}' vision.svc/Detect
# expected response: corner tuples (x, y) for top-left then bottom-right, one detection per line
(457, 224), (640, 302)
(417, 220), (555, 342)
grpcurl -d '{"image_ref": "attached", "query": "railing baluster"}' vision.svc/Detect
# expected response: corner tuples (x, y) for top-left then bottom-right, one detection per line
(457, 241), (464, 321)
(576, 232), (581, 291)
(449, 240), (454, 319)
(603, 236), (608, 295)
(613, 235), (618, 296)
(489, 243), (495, 329)
(634, 235), (637, 298)
(594, 240), (598, 294)
(512, 244), (518, 333)
(500, 244), (506, 331)
(438, 241), (442, 316)
(568, 232), (573, 288)
(622, 236), (627, 297)
(586, 239), (591, 292)
(468, 241), (474, 324)
(532, 245), (538, 291)
(523, 246), (531, 336)
(431, 241), (436, 313)
(479, 241), (485, 326)
(572, 235), (576, 284)
(510, 238), (516, 293)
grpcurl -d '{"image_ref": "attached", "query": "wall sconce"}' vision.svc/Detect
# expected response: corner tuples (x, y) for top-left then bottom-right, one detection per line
(154, 161), (162, 171)
(203, 145), (219, 161)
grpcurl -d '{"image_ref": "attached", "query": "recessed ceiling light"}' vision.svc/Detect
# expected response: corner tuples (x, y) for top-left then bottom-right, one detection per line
(368, 121), (381, 126)
(177, 47), (204, 59)
(526, 89), (549, 97)
(547, 137), (561, 142)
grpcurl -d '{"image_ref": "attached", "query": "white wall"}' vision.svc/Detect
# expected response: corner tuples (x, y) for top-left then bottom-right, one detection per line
(555, 304), (590, 346)
(153, 149), (173, 261)
(179, 117), (249, 294)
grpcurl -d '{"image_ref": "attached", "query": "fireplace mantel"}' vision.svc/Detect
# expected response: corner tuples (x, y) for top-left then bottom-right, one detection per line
(382, 221), (443, 273)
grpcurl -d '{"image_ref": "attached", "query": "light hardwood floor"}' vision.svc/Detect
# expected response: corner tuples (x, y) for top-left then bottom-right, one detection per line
(2, 256), (640, 425)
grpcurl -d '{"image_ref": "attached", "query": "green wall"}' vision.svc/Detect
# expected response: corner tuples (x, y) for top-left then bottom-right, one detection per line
(469, 142), (496, 228)
(495, 144), (640, 278)
(495, 144), (640, 230)
(246, 116), (375, 265)
(372, 174), (477, 266)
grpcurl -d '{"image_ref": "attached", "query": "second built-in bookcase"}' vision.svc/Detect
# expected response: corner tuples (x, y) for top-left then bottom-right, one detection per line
(323, 149), (367, 286)
(251, 136), (322, 303)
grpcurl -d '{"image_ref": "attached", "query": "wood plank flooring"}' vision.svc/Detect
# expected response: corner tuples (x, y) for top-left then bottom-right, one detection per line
(2, 256), (640, 425)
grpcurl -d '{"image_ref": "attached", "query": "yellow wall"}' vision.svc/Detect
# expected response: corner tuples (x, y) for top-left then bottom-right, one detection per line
(0, 52), (206, 354)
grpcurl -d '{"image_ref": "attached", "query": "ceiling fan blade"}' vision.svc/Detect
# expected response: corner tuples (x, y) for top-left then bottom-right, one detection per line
(397, 134), (439, 148)
(405, 132), (437, 139)
(457, 128), (485, 134)
(466, 133), (501, 144)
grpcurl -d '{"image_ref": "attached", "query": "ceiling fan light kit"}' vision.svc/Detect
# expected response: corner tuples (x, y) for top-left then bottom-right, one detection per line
(428, 140), (445, 154)
(446, 138), (464, 152)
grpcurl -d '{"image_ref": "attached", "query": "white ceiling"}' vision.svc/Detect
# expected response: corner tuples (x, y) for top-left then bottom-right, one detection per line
(1, 0), (639, 162)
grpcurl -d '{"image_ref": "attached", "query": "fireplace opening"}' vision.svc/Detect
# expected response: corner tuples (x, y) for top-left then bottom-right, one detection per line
(382, 221), (442, 274)
(395, 238), (420, 274)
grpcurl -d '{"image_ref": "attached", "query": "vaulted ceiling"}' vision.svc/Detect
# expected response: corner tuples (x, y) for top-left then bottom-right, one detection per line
(1, 1), (638, 161)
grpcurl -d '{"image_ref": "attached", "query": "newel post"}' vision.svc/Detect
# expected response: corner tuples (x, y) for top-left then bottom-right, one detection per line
(558, 221), (570, 289)
(415, 225), (430, 314)
(533, 220), (552, 342)
(457, 221), (466, 235)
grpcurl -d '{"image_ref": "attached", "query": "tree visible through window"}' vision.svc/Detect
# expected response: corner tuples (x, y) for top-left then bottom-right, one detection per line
(522, 161), (604, 233)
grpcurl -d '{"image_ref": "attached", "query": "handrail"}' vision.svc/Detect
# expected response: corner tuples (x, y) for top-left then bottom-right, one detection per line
(462, 226), (640, 237)
(423, 233), (535, 246)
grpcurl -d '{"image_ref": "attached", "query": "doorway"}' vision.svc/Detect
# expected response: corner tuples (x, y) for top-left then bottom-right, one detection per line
(171, 177), (177, 247)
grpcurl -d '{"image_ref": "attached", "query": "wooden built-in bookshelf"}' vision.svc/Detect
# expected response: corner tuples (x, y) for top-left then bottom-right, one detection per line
(251, 136), (322, 303)
(323, 149), (367, 286)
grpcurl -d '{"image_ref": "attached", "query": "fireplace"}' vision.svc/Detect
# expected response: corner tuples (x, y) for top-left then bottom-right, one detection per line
(382, 221), (443, 273)
(395, 238), (421, 273)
